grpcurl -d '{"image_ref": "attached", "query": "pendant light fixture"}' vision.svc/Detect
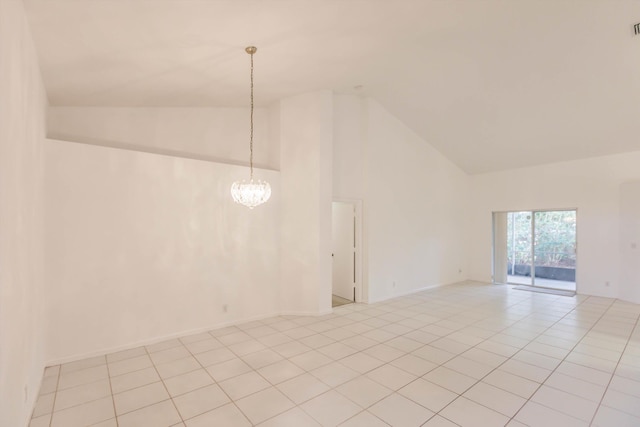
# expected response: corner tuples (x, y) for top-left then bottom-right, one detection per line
(230, 46), (271, 209)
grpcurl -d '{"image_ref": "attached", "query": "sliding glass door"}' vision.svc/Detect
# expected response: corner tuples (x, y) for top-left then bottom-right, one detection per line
(495, 209), (576, 291)
(532, 211), (576, 291)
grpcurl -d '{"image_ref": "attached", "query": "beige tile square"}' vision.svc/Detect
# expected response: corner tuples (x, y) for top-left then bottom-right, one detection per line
(592, 405), (640, 427)
(463, 382), (526, 417)
(390, 354), (437, 376)
(114, 381), (169, 415)
(515, 401), (587, 427)
(289, 350), (333, 371)
(531, 385), (599, 421)
(483, 369), (539, 399)
(173, 384), (230, 420)
(110, 366), (160, 394)
(258, 332), (294, 347)
(205, 358), (252, 382)
(108, 355), (153, 377)
(185, 403), (250, 427)
(44, 365), (60, 378)
(440, 397), (510, 427)
(608, 375), (640, 399)
(276, 373), (330, 404)
(423, 366), (476, 394)
(58, 365), (109, 390)
(117, 399), (181, 427)
(545, 371), (606, 402)
(272, 340), (312, 358)
(242, 349), (284, 369)
(336, 376), (392, 408)
(363, 344), (405, 363)
(422, 415), (460, 427)
(338, 411), (389, 427)
(443, 356), (494, 380)
(194, 347), (235, 367)
(398, 378), (457, 412)
(499, 359), (551, 383)
(156, 356), (201, 379)
(54, 378), (111, 411)
(60, 356), (106, 375)
(310, 362), (359, 387)
(317, 342), (359, 360)
(385, 336), (423, 352)
(228, 339), (268, 356)
(28, 415), (51, 427)
(255, 407), (321, 427)
(340, 335), (379, 351)
(369, 393), (434, 427)
(235, 387), (295, 424)
(366, 364), (417, 391)
(32, 392), (55, 417)
(218, 371), (270, 400)
(301, 390), (362, 427)
(411, 345), (456, 365)
(340, 352), (386, 374)
(51, 396), (114, 427)
(601, 388), (640, 418)
(163, 368), (214, 397)
(257, 359), (304, 385)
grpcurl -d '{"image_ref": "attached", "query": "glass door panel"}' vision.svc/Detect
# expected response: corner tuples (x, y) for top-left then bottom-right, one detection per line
(533, 210), (576, 291)
(507, 211), (533, 286)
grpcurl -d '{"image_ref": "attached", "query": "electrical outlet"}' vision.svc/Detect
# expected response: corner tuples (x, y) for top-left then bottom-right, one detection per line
(23, 385), (28, 403)
(605, 281), (610, 287)
(222, 304), (228, 313)
(392, 281), (396, 288)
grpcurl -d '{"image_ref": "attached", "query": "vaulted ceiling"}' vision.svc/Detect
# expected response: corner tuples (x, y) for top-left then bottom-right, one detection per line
(24, 0), (640, 173)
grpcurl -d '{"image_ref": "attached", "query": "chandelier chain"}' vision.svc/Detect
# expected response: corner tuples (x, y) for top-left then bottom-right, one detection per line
(249, 49), (254, 179)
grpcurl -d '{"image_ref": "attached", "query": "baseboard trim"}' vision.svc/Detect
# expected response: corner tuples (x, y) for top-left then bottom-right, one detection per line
(46, 308), (334, 366)
(366, 281), (461, 304)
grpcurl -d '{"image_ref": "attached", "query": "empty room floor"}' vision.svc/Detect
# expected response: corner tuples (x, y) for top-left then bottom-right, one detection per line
(30, 282), (640, 427)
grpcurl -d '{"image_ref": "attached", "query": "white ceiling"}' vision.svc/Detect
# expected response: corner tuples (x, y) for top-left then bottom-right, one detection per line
(24, 0), (640, 174)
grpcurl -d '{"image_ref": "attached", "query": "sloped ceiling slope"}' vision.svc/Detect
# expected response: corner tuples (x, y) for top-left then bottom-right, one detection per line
(24, 0), (640, 173)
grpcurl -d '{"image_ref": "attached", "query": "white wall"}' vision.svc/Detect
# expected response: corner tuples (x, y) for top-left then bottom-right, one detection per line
(48, 106), (278, 170)
(333, 94), (365, 200)
(468, 151), (640, 302)
(0, 1), (48, 425)
(45, 139), (280, 362)
(620, 181), (640, 304)
(279, 91), (333, 314)
(363, 99), (469, 302)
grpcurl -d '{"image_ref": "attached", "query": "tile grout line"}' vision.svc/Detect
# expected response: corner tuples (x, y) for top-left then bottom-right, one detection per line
(142, 345), (186, 426)
(47, 367), (61, 427)
(588, 308), (640, 426)
(103, 355), (119, 427)
(506, 295), (618, 425)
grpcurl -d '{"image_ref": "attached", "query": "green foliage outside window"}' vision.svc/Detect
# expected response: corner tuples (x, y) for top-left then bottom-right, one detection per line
(507, 211), (576, 268)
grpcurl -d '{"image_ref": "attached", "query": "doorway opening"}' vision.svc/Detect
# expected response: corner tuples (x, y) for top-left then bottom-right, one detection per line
(493, 210), (577, 292)
(331, 200), (361, 307)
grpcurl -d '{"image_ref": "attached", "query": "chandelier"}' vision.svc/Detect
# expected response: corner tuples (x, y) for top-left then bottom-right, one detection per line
(230, 46), (272, 209)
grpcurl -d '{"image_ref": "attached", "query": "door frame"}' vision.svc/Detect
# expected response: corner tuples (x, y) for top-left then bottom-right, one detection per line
(492, 208), (578, 292)
(332, 199), (363, 303)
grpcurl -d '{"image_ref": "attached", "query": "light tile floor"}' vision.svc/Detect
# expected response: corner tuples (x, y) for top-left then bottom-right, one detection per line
(30, 282), (640, 427)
